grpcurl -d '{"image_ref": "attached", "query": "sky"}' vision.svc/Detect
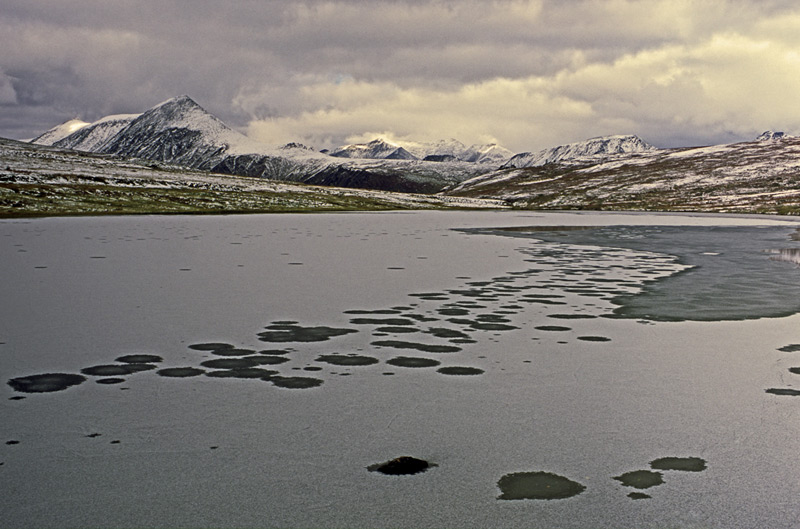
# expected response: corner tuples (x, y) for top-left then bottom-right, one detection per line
(2, 0), (800, 153)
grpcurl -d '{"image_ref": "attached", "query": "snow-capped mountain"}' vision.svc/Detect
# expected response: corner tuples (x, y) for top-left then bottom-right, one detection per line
(756, 131), (790, 141)
(51, 114), (140, 152)
(0, 136), (504, 214)
(330, 139), (417, 160)
(461, 143), (514, 164)
(446, 135), (800, 213)
(502, 134), (657, 168)
(330, 137), (513, 164)
(28, 96), (493, 193)
(31, 119), (90, 146)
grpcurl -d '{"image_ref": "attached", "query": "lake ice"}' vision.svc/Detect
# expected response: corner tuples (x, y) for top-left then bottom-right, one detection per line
(2, 210), (800, 528)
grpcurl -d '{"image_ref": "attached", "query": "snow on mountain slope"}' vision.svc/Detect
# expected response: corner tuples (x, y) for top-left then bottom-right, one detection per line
(331, 137), (513, 164)
(503, 134), (657, 168)
(330, 139), (417, 160)
(31, 119), (90, 146)
(53, 114), (140, 152)
(756, 131), (793, 141)
(462, 142), (514, 164)
(28, 96), (497, 193)
(0, 137), (506, 215)
(446, 136), (800, 214)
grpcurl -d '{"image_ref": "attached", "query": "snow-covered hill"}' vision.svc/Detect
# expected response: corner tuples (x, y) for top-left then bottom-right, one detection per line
(28, 96), (497, 193)
(0, 137), (504, 215)
(330, 137), (513, 164)
(330, 139), (417, 160)
(756, 131), (792, 141)
(502, 134), (657, 168)
(446, 136), (800, 214)
(31, 119), (90, 146)
(50, 114), (140, 152)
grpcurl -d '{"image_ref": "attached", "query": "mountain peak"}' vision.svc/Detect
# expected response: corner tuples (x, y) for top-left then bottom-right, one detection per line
(756, 131), (787, 141)
(503, 134), (656, 168)
(144, 95), (221, 130)
(30, 119), (91, 146)
(330, 138), (417, 160)
(153, 94), (200, 109)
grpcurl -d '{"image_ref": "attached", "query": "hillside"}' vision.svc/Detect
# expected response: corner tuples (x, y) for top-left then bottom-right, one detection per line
(445, 136), (800, 214)
(30, 96), (494, 194)
(0, 137), (506, 217)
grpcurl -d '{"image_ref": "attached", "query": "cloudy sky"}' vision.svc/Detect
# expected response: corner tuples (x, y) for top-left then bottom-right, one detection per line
(2, 0), (800, 152)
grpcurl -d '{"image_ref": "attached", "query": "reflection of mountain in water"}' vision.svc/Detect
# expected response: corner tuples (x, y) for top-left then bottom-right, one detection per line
(768, 248), (800, 266)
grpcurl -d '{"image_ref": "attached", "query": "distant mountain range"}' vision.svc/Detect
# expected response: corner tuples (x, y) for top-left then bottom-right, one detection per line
(21, 95), (800, 213)
(446, 132), (800, 213)
(28, 96), (505, 193)
(502, 134), (656, 168)
(28, 95), (668, 194)
(328, 137), (513, 164)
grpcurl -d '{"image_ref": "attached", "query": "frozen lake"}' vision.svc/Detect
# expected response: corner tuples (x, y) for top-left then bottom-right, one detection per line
(2, 210), (800, 528)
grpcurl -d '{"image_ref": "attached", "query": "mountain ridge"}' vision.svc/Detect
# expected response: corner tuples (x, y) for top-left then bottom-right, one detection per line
(445, 136), (800, 214)
(30, 96), (492, 192)
(502, 134), (657, 169)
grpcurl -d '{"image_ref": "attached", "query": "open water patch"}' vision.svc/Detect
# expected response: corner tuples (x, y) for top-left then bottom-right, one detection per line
(497, 471), (586, 500)
(201, 358), (259, 370)
(316, 354), (379, 366)
(372, 340), (461, 354)
(115, 354), (163, 364)
(344, 309), (403, 315)
(205, 368), (277, 379)
(765, 388), (800, 396)
(156, 367), (205, 378)
(437, 366), (484, 376)
(188, 342), (236, 352)
(81, 364), (156, 376)
(386, 356), (441, 368)
(8, 373), (86, 393)
(368, 456), (435, 476)
(258, 323), (358, 343)
(96, 378), (125, 385)
(650, 456), (707, 472)
(351, 318), (416, 326)
(577, 336), (612, 342)
(269, 376), (324, 389)
(613, 470), (664, 489)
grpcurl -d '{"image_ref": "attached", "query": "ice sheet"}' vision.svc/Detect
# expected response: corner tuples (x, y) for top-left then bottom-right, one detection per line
(2, 211), (800, 528)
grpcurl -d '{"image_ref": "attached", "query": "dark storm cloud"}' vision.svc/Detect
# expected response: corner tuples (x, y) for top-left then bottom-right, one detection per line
(2, 0), (800, 150)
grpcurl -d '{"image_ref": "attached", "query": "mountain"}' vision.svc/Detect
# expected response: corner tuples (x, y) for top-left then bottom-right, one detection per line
(461, 143), (514, 164)
(445, 137), (800, 213)
(330, 139), (417, 160)
(29, 96), (491, 193)
(330, 137), (514, 164)
(502, 134), (657, 168)
(0, 136), (504, 215)
(31, 119), (90, 146)
(756, 131), (789, 141)
(50, 114), (140, 152)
